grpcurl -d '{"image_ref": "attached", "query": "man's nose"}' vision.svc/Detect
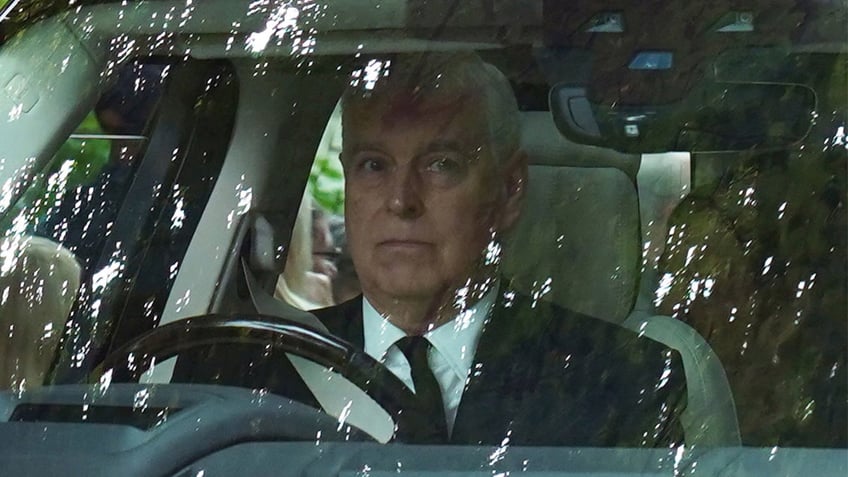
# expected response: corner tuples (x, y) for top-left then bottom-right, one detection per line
(386, 166), (425, 219)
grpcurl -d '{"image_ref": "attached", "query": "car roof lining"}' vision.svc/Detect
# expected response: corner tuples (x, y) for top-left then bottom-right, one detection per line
(71, 0), (540, 34)
(183, 34), (505, 59)
(66, 1), (535, 60)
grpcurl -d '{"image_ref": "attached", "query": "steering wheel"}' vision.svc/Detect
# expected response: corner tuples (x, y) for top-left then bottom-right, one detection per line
(95, 314), (418, 436)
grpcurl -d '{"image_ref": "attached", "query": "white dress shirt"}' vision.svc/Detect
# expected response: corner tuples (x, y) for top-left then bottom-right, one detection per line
(362, 286), (497, 434)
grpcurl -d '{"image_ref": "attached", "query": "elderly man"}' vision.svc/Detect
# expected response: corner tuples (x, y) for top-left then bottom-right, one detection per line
(312, 52), (687, 446)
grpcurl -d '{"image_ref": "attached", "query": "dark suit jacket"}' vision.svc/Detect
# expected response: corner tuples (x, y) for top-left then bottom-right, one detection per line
(312, 291), (687, 447)
(173, 287), (687, 447)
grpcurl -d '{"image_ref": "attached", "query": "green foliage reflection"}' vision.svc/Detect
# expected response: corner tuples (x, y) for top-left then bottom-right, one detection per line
(654, 55), (847, 447)
(4, 112), (111, 231)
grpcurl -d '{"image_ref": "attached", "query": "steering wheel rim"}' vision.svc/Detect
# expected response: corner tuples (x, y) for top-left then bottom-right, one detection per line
(95, 313), (418, 422)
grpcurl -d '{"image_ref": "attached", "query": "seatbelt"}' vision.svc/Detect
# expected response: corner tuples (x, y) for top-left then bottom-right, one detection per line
(242, 259), (395, 443)
(241, 257), (329, 333)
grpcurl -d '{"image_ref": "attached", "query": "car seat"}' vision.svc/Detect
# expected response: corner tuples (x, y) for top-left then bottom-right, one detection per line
(502, 111), (741, 447)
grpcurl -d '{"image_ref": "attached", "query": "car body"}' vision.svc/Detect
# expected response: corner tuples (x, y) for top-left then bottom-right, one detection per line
(0, 0), (845, 475)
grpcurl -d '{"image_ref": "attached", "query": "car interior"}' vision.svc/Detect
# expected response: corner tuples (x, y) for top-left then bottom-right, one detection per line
(0, 0), (844, 475)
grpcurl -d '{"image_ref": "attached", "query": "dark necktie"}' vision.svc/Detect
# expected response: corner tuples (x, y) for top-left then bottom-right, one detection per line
(393, 335), (449, 443)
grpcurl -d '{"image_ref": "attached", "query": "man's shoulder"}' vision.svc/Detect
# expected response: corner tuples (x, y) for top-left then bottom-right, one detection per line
(497, 291), (675, 362)
(471, 291), (688, 446)
(493, 291), (685, 401)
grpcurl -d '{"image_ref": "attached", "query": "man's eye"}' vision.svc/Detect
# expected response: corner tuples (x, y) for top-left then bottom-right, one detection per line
(424, 154), (464, 174)
(355, 156), (388, 173)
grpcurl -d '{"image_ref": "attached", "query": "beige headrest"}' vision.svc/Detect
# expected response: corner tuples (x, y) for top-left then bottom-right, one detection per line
(0, 236), (81, 389)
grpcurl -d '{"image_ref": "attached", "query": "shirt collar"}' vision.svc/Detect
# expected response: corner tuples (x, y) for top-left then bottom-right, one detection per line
(362, 283), (498, 380)
(362, 299), (407, 363)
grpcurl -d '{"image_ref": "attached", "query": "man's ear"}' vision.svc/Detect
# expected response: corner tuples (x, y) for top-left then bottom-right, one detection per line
(497, 149), (528, 231)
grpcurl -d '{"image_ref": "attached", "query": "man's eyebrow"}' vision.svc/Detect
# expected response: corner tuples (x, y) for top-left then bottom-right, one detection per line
(341, 139), (484, 161)
(421, 139), (491, 162)
(342, 142), (385, 157)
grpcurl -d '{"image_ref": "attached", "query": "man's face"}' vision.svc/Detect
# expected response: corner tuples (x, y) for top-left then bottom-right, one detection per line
(341, 92), (523, 309)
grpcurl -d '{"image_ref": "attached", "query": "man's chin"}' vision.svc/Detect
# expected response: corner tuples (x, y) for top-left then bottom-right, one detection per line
(363, 274), (444, 303)
(364, 262), (496, 304)
(373, 284), (441, 303)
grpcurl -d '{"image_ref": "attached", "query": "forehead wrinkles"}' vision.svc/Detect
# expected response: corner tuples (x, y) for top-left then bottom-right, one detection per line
(345, 89), (490, 147)
(379, 89), (473, 127)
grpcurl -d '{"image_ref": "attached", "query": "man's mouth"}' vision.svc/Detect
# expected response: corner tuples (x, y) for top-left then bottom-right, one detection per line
(377, 239), (433, 249)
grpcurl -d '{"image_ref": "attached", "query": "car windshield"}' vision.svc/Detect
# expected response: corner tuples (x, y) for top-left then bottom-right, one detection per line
(0, 0), (845, 475)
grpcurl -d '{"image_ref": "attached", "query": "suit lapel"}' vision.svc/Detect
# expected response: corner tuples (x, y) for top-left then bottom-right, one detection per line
(451, 291), (555, 444)
(313, 295), (365, 348)
(316, 292), (549, 444)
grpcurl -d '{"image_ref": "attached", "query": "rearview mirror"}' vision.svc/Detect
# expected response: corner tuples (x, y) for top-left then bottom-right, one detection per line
(551, 81), (816, 153)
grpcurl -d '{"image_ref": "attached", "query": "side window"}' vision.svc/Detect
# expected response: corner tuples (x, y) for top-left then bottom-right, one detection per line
(276, 103), (360, 310)
(0, 62), (166, 390)
(1, 58), (238, 387)
(16, 63), (165, 269)
(654, 135), (847, 446)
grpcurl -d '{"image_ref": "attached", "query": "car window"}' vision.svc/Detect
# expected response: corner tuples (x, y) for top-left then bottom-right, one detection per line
(4, 63), (164, 267)
(258, 50), (845, 451)
(0, 61), (165, 391)
(0, 55), (239, 386)
(277, 104), (360, 310)
(0, 1), (844, 475)
(654, 105), (847, 446)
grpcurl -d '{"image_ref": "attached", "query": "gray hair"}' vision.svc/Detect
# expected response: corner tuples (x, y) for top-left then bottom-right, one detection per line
(341, 51), (521, 164)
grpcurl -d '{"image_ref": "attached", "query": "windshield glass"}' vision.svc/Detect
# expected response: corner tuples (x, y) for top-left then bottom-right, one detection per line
(0, 0), (845, 475)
